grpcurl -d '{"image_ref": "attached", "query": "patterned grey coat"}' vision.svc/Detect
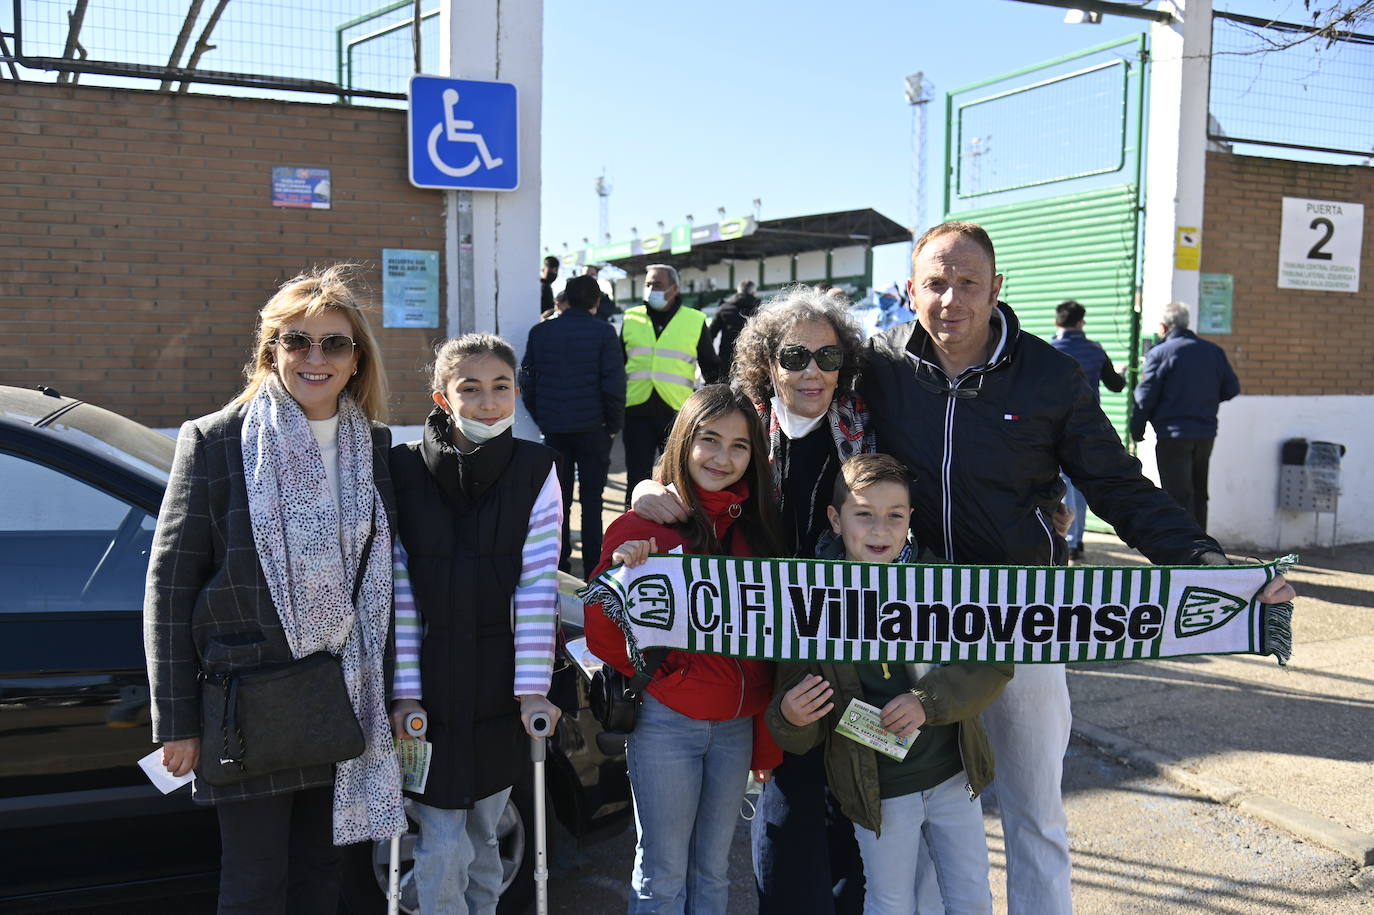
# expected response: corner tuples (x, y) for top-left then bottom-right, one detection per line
(143, 402), (396, 804)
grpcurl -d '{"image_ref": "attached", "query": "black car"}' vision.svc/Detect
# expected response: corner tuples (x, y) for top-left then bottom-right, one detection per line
(0, 385), (630, 913)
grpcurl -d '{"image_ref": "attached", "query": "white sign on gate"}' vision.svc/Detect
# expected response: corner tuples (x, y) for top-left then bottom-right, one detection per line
(1278, 197), (1363, 293)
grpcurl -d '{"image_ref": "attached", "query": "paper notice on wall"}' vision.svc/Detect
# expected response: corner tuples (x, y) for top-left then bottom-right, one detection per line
(383, 248), (441, 328)
(1175, 226), (1201, 271)
(1278, 197), (1363, 293)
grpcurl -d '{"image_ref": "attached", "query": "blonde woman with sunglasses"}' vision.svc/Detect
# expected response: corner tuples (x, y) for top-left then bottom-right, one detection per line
(144, 265), (404, 914)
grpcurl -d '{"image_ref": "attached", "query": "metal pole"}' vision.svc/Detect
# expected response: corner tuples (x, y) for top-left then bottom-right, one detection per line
(529, 712), (554, 915)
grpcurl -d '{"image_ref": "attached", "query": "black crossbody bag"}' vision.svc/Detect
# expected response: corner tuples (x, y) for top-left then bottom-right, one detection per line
(588, 647), (670, 736)
(197, 520), (376, 786)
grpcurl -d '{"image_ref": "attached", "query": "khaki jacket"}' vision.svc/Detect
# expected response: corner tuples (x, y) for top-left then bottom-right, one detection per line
(766, 659), (1011, 837)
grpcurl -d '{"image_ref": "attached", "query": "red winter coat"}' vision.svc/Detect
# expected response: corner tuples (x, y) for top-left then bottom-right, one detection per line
(583, 481), (782, 771)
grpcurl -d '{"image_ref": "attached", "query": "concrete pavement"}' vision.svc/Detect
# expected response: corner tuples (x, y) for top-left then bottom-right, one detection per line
(1067, 532), (1374, 875)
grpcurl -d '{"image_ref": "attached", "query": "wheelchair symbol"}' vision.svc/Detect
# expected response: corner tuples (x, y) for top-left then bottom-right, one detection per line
(427, 88), (505, 178)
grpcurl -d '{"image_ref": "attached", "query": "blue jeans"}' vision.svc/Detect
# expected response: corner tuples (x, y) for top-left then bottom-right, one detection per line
(627, 693), (753, 914)
(981, 663), (1073, 914)
(852, 772), (992, 915)
(410, 788), (511, 915)
(1060, 472), (1086, 550)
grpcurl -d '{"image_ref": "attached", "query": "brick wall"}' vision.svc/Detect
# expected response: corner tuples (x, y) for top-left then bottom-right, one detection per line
(1201, 151), (1373, 396)
(0, 83), (449, 427)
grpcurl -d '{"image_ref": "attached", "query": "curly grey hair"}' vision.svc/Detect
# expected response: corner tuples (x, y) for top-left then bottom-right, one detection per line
(730, 283), (865, 403)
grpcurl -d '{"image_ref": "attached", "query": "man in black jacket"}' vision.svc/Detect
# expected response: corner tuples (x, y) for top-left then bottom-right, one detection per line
(708, 279), (761, 374)
(860, 221), (1293, 915)
(521, 274), (626, 574)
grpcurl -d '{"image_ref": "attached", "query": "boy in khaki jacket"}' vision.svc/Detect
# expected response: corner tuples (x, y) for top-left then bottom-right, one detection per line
(767, 453), (1012, 915)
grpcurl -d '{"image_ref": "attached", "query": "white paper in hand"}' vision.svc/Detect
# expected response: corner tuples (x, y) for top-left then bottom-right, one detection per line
(138, 748), (194, 793)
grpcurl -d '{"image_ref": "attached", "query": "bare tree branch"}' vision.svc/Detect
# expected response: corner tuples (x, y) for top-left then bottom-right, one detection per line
(160, 0), (207, 91)
(54, 0), (90, 85)
(178, 0), (233, 93)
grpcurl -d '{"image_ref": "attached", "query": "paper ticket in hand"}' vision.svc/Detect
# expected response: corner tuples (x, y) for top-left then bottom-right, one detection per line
(396, 738), (432, 794)
(833, 697), (917, 761)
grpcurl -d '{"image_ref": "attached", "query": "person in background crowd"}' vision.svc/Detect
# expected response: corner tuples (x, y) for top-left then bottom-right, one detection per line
(145, 265), (404, 914)
(521, 275), (626, 575)
(861, 221), (1293, 915)
(708, 278), (761, 373)
(585, 384), (784, 914)
(540, 255), (559, 317)
(540, 289), (569, 322)
(583, 263), (622, 321)
(389, 334), (562, 913)
(620, 263), (720, 507)
(1049, 299), (1126, 561)
(1131, 302), (1240, 532)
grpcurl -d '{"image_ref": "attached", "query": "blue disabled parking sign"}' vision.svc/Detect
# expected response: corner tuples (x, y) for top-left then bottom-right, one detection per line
(408, 75), (519, 191)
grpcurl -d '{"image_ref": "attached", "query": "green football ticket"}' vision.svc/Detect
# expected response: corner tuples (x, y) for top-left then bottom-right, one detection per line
(833, 697), (916, 761)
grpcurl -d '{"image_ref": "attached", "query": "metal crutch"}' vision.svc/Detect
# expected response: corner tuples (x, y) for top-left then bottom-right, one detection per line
(389, 710), (428, 915)
(528, 711), (555, 915)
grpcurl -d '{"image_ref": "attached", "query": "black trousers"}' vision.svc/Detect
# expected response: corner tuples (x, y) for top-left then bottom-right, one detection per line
(751, 746), (865, 914)
(544, 428), (613, 576)
(622, 412), (675, 510)
(215, 785), (341, 915)
(1156, 436), (1216, 531)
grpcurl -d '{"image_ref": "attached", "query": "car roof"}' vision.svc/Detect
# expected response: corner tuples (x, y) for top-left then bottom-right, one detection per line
(0, 384), (175, 485)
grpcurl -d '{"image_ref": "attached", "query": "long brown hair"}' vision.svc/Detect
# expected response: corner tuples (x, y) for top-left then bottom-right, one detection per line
(657, 384), (783, 556)
(233, 264), (389, 421)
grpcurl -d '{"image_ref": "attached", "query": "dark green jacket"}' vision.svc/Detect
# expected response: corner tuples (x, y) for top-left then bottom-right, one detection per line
(766, 658), (1011, 836)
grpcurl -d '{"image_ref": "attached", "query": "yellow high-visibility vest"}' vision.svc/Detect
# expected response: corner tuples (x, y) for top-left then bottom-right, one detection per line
(622, 304), (706, 410)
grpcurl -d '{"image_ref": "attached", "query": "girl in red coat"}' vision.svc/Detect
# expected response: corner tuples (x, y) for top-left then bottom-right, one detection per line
(585, 383), (783, 914)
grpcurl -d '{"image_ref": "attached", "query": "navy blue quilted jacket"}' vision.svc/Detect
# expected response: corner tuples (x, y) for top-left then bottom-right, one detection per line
(1130, 329), (1240, 441)
(520, 307), (626, 435)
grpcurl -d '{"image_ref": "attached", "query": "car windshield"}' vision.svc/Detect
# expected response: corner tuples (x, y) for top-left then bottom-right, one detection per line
(49, 402), (175, 483)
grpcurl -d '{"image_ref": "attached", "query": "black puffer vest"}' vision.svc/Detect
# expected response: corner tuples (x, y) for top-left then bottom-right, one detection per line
(391, 409), (555, 809)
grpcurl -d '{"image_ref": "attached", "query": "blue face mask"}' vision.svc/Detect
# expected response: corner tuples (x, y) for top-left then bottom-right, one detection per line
(644, 290), (669, 311)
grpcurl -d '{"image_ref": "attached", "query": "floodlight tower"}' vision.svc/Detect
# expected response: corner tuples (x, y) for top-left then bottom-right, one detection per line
(595, 171), (612, 243)
(903, 72), (934, 241)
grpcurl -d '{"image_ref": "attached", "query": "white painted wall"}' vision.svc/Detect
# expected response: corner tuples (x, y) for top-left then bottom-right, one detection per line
(832, 244), (867, 277)
(1136, 395), (1371, 549)
(706, 262), (732, 291)
(763, 255), (793, 285)
(1142, 0), (1211, 326)
(795, 250), (828, 281)
(443, 0), (543, 438)
(678, 267), (708, 293)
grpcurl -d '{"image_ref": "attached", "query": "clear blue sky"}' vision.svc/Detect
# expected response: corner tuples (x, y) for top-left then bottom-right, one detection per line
(540, 0), (1352, 291)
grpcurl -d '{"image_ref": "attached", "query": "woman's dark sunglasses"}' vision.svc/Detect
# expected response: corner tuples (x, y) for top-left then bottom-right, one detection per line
(271, 331), (357, 359)
(777, 344), (844, 372)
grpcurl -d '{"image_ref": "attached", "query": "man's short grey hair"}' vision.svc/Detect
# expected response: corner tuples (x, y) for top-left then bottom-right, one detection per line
(1161, 302), (1190, 331)
(646, 263), (680, 289)
(737, 279), (756, 295)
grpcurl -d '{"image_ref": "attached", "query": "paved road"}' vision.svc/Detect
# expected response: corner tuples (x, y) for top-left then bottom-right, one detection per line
(541, 733), (1370, 913)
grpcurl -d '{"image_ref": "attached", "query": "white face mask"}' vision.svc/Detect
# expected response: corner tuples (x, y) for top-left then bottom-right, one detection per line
(455, 412), (514, 444)
(644, 289), (669, 310)
(770, 395), (826, 440)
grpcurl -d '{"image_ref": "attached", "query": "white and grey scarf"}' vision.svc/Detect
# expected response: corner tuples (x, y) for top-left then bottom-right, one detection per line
(241, 375), (405, 845)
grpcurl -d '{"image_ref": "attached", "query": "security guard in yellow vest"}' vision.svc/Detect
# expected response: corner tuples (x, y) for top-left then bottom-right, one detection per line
(620, 263), (722, 506)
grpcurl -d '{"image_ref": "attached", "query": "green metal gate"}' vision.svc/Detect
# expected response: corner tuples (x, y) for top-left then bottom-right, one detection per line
(943, 35), (1148, 458)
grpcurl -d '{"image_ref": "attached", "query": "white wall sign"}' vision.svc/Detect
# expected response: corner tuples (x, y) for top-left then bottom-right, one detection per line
(1278, 197), (1364, 293)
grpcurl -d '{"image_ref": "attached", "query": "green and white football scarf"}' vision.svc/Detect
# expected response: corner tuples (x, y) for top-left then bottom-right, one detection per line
(582, 555), (1296, 668)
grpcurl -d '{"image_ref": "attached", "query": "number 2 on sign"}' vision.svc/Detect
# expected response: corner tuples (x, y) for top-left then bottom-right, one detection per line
(1307, 218), (1334, 261)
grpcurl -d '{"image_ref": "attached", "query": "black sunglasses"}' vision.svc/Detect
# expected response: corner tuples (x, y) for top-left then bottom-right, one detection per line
(270, 331), (357, 359)
(777, 344), (844, 372)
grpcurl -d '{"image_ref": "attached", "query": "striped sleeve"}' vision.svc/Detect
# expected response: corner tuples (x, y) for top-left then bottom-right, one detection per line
(391, 541), (423, 701)
(512, 465), (563, 696)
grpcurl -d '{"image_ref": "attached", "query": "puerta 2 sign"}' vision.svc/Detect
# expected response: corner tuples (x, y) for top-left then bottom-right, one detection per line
(408, 75), (519, 191)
